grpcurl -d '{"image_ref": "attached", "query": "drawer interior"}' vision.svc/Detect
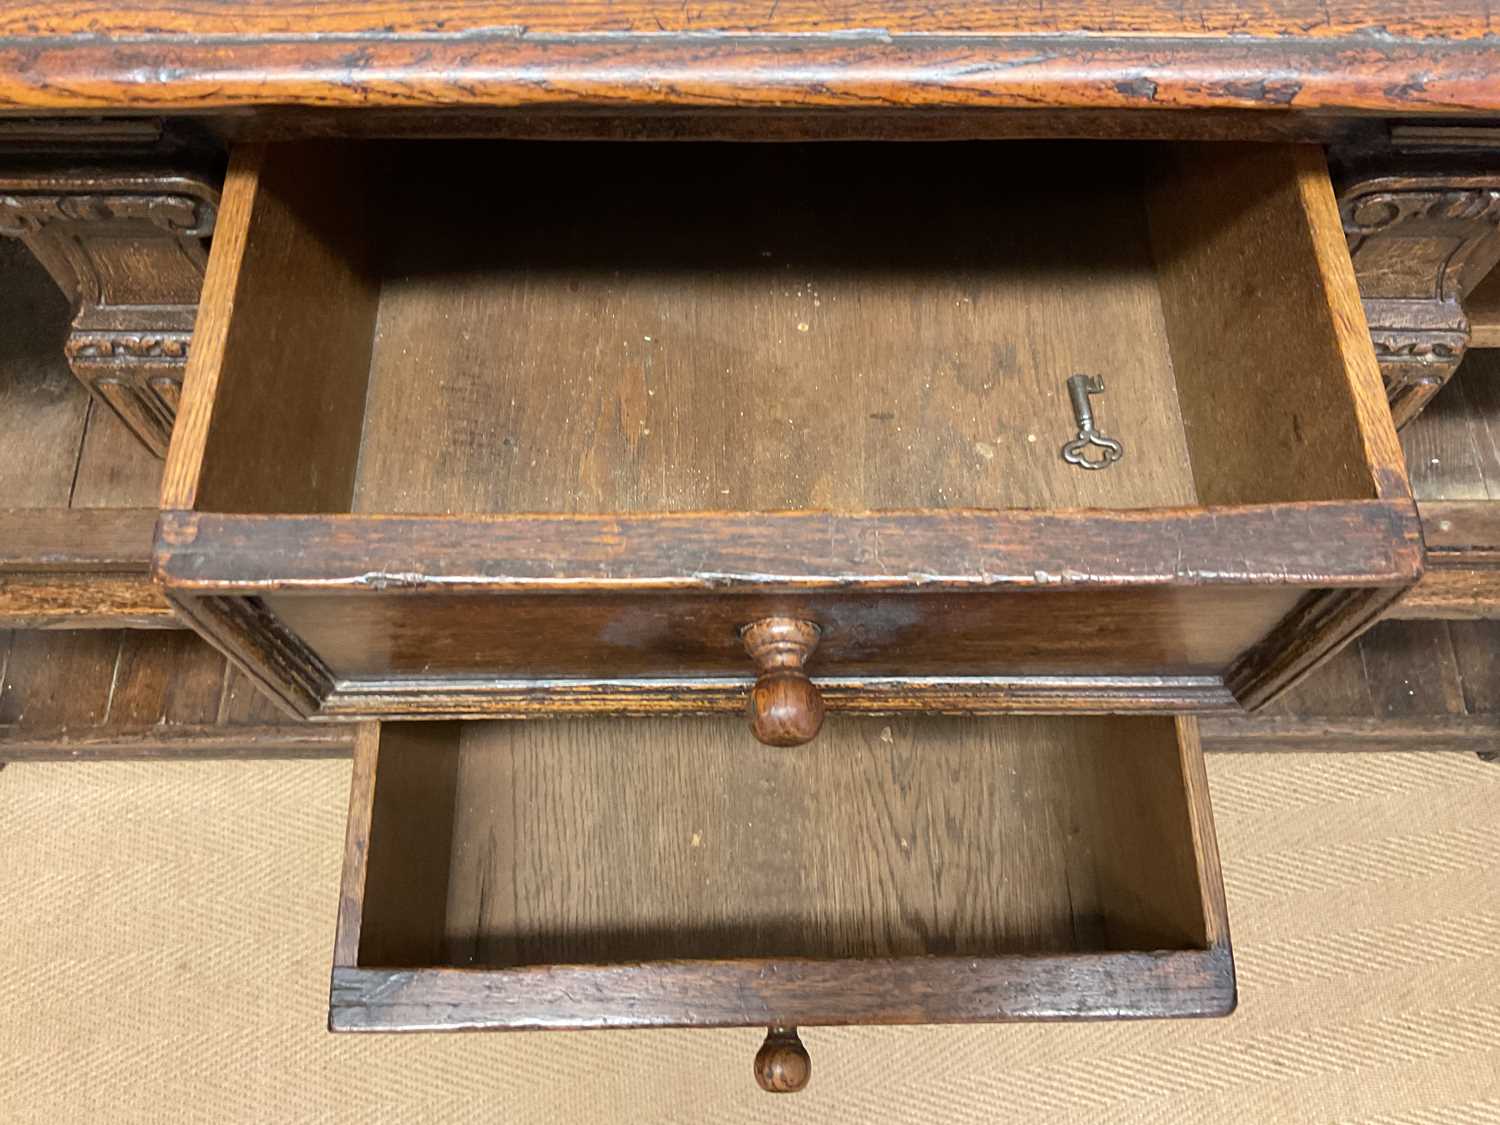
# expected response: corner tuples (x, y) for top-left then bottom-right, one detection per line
(334, 714), (1233, 1029)
(182, 140), (1383, 520)
(354, 142), (1195, 514)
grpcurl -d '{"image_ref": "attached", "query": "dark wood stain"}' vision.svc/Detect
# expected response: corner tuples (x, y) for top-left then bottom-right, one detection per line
(158, 504), (1421, 590)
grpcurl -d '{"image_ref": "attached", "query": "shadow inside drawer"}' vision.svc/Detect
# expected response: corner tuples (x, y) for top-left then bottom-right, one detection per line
(356, 715), (1212, 969)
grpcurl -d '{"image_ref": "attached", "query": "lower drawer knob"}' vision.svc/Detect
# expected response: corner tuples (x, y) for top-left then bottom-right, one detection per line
(755, 1026), (811, 1093)
(742, 618), (825, 747)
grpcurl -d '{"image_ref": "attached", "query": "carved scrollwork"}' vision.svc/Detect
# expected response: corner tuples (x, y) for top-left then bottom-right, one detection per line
(0, 191), (216, 237)
(1343, 187), (1500, 244)
(64, 331), (192, 361)
(1369, 333), (1464, 365)
(0, 168), (218, 457)
(1339, 166), (1500, 428)
(1341, 183), (1500, 306)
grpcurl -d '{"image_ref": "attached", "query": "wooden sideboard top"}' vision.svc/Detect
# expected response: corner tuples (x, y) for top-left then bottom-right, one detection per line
(0, 1), (1494, 118)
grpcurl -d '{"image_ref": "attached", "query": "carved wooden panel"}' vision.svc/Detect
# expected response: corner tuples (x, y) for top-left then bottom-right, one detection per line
(0, 169), (218, 455)
(1339, 165), (1500, 429)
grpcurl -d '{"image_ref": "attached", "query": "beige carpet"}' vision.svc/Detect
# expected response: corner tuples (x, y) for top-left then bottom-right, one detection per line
(1, 750), (1497, 1123)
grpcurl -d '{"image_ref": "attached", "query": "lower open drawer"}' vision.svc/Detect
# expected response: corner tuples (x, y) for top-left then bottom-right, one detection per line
(330, 713), (1233, 1089)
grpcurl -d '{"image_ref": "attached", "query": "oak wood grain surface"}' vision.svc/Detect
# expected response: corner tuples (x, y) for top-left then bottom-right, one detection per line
(0, 2), (1493, 116)
(5, 2), (1489, 38)
(356, 144), (1193, 515)
(441, 715), (1208, 963)
(162, 144), (377, 515)
(158, 504), (1422, 591)
(1150, 145), (1405, 506)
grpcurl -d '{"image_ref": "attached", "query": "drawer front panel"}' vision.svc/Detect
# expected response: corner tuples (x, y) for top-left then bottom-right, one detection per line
(265, 585), (1304, 682)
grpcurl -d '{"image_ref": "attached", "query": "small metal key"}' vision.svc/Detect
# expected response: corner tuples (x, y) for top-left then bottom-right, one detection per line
(1061, 373), (1124, 470)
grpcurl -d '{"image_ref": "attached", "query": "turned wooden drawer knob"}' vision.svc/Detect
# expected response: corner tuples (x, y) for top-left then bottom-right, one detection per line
(741, 618), (825, 747)
(755, 1026), (811, 1093)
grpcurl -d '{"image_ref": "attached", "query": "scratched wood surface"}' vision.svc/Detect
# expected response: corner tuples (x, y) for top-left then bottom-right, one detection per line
(355, 143), (1195, 515)
(351, 714), (1212, 970)
(0, 2), (1493, 116)
(4, 2), (1488, 38)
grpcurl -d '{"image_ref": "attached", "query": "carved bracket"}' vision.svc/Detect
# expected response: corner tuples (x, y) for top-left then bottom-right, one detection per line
(0, 171), (218, 456)
(1339, 168), (1500, 429)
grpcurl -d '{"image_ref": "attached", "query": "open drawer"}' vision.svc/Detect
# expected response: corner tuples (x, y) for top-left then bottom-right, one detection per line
(156, 141), (1421, 744)
(330, 713), (1233, 1092)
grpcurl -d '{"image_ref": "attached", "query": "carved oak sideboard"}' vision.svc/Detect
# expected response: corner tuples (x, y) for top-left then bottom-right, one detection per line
(3, 0), (1500, 1096)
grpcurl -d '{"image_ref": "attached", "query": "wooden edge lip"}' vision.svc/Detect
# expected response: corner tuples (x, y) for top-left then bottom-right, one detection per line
(1227, 583), (1406, 711)
(0, 508), (159, 573)
(317, 675), (1239, 719)
(1173, 717), (1230, 952)
(153, 501), (1423, 592)
(1198, 713), (1500, 751)
(1387, 584), (1500, 620)
(159, 144), (266, 514)
(0, 34), (1496, 115)
(0, 170), (219, 202)
(1292, 147), (1414, 506)
(331, 724), (380, 971)
(1419, 500), (1500, 556)
(0, 723), (355, 760)
(328, 947), (1235, 1032)
(163, 590), (330, 720)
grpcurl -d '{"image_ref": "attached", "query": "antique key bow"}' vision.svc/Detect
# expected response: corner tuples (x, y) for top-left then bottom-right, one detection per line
(1060, 374), (1124, 470)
